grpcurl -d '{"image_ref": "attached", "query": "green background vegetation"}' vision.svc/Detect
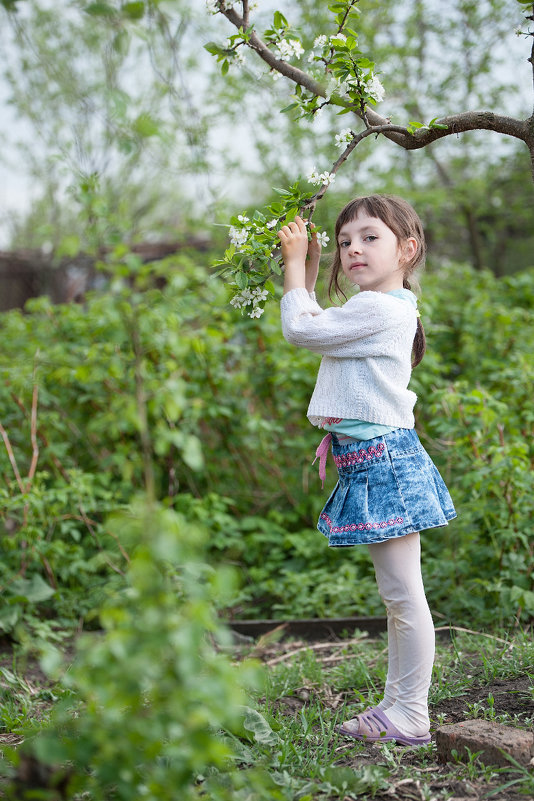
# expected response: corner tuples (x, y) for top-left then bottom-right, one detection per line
(0, 0), (533, 798)
(1, 252), (533, 638)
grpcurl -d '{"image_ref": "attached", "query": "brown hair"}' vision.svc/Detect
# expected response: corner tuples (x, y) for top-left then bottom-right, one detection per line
(328, 194), (426, 367)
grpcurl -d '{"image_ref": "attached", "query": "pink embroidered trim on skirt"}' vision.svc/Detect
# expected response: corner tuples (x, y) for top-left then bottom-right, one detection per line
(333, 442), (385, 468)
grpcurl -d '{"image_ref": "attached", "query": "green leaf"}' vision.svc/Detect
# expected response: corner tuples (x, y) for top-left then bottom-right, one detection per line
(132, 112), (159, 137)
(10, 575), (57, 604)
(429, 117), (449, 130)
(122, 1), (144, 19)
(221, 59), (229, 75)
(241, 706), (279, 746)
(204, 41), (226, 56)
(280, 102), (300, 114)
(273, 10), (288, 29)
(235, 271), (249, 289)
(181, 435), (204, 472)
(84, 2), (115, 16)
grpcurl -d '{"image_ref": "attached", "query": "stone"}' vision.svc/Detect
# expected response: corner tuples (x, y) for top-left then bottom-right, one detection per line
(435, 719), (534, 768)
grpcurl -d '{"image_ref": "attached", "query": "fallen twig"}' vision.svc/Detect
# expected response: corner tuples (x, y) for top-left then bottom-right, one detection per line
(265, 636), (366, 666)
(434, 625), (513, 646)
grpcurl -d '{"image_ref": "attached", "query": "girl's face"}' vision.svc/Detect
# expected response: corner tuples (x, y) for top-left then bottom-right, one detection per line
(337, 213), (416, 293)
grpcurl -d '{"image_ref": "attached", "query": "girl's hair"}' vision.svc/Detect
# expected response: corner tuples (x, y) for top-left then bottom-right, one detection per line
(328, 194), (426, 368)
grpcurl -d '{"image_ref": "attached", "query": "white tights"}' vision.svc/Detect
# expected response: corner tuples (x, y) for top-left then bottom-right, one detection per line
(367, 532), (434, 737)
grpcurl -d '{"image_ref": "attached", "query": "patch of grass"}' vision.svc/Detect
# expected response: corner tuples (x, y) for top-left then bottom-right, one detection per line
(0, 667), (54, 734)
(246, 627), (534, 800)
(1, 627), (533, 800)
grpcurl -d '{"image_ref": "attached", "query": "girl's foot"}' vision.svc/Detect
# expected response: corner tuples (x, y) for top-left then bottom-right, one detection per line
(339, 707), (431, 746)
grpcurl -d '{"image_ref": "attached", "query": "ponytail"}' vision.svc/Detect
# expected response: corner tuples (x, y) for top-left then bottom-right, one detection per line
(404, 278), (426, 368)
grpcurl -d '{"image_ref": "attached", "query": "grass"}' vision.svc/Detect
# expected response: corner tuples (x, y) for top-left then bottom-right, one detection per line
(242, 626), (534, 799)
(1, 627), (533, 799)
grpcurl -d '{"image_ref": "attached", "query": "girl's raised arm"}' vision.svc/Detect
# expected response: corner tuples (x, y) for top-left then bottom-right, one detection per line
(278, 215), (321, 295)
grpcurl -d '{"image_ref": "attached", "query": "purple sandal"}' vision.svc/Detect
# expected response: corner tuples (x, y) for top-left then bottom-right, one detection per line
(338, 707), (431, 746)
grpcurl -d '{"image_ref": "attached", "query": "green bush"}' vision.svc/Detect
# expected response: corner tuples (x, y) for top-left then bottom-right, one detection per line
(6, 501), (262, 800)
(0, 254), (533, 631)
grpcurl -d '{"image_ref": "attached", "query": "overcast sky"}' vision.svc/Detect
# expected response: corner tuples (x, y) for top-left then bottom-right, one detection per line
(0, 0), (532, 249)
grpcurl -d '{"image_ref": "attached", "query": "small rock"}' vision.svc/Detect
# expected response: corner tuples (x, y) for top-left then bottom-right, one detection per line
(435, 719), (534, 768)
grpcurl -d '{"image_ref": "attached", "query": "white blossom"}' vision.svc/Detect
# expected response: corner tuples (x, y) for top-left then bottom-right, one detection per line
(229, 225), (249, 247)
(313, 35), (328, 48)
(275, 38), (304, 61)
(330, 33), (347, 43)
(316, 231), (330, 247)
(320, 171), (336, 186)
(248, 306), (265, 318)
(237, 214), (249, 223)
(366, 74), (385, 103)
(335, 128), (354, 148)
(307, 167), (335, 187)
(206, 0), (240, 12)
(252, 288), (269, 302)
(266, 218), (278, 229)
(307, 166), (320, 184)
(325, 75), (348, 100)
(230, 287), (256, 309)
(205, 0), (221, 13)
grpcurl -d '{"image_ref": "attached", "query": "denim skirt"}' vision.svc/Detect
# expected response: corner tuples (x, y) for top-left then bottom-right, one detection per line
(317, 429), (457, 547)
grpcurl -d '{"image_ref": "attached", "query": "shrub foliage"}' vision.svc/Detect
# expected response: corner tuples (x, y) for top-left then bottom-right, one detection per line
(0, 253), (533, 632)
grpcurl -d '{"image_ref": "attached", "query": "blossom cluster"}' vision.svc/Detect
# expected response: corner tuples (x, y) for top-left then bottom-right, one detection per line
(307, 32), (347, 63)
(205, 0), (226, 13)
(228, 214), (251, 249)
(366, 74), (385, 103)
(324, 72), (385, 104)
(307, 167), (336, 187)
(335, 128), (354, 148)
(230, 286), (269, 318)
(275, 38), (304, 61)
(206, 0), (258, 14)
(224, 38), (246, 65)
(228, 225), (249, 248)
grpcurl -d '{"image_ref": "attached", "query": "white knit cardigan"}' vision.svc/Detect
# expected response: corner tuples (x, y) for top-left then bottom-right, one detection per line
(280, 287), (418, 428)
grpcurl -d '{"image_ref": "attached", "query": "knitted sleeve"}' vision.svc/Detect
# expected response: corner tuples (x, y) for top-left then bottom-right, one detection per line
(280, 287), (413, 357)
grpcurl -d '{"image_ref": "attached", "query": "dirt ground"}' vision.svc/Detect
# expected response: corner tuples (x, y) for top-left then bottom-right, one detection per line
(1, 637), (533, 800)
(276, 672), (534, 801)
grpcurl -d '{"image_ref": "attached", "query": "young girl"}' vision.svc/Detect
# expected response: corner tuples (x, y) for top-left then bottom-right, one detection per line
(278, 194), (456, 747)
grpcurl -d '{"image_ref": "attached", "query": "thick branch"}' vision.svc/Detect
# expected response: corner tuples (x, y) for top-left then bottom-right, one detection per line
(220, 4), (531, 152)
(221, 5), (326, 97)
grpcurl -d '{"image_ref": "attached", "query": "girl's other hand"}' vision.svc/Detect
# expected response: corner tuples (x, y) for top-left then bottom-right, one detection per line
(277, 215), (309, 268)
(306, 224), (321, 293)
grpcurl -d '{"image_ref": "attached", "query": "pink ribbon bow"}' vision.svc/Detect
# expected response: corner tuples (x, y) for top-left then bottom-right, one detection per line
(312, 433), (332, 488)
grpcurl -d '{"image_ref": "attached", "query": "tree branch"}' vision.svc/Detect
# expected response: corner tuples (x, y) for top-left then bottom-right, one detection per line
(219, 4), (532, 154)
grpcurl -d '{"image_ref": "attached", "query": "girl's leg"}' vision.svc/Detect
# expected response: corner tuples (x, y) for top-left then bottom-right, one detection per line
(376, 605), (399, 712)
(367, 532), (434, 737)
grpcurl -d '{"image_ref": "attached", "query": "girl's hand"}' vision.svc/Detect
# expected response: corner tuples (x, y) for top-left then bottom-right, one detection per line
(278, 215), (321, 295)
(306, 224), (321, 293)
(278, 215), (309, 268)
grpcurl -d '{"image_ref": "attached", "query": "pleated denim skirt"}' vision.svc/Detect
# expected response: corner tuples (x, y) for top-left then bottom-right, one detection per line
(317, 428), (457, 547)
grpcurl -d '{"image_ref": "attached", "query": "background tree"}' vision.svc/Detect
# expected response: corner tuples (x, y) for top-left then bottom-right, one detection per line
(201, 0), (534, 309)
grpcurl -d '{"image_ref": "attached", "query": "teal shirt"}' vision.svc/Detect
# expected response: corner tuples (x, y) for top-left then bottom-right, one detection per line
(321, 289), (418, 441)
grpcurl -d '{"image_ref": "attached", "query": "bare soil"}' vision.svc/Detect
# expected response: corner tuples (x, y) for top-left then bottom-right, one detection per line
(266, 636), (534, 801)
(1, 637), (533, 800)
